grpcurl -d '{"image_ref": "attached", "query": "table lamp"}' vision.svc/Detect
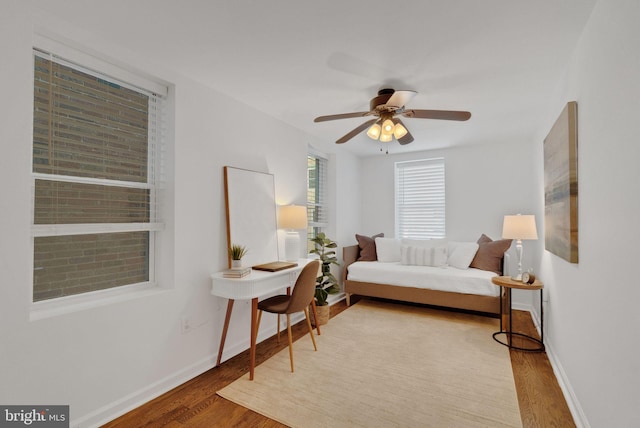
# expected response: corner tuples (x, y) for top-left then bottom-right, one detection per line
(502, 214), (538, 281)
(279, 205), (308, 262)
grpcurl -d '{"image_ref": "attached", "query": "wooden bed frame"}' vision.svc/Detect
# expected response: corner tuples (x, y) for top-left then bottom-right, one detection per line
(342, 245), (501, 315)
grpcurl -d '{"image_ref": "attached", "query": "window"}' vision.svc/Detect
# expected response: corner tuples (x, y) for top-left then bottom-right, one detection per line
(395, 158), (445, 239)
(307, 152), (328, 252)
(31, 48), (166, 302)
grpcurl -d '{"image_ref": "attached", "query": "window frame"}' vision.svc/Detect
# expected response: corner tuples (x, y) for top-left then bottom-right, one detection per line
(30, 39), (168, 317)
(395, 157), (446, 240)
(307, 150), (329, 253)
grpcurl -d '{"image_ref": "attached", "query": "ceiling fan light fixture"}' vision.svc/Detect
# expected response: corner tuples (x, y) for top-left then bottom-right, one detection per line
(393, 123), (408, 139)
(366, 123), (381, 140)
(381, 119), (395, 135)
(313, 87), (471, 146)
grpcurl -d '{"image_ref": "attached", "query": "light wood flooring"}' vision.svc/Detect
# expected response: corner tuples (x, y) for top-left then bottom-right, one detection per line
(103, 297), (574, 427)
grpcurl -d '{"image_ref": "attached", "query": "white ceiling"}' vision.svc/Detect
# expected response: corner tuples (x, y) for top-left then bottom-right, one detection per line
(32, 0), (596, 157)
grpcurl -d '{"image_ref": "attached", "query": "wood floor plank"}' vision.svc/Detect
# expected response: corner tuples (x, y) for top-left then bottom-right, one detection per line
(509, 310), (575, 428)
(102, 298), (574, 427)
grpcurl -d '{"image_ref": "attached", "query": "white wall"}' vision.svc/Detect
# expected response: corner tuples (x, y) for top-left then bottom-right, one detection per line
(5, 1), (637, 427)
(0, 3), (316, 426)
(334, 150), (362, 259)
(358, 142), (541, 304)
(359, 142), (539, 241)
(534, 1), (640, 426)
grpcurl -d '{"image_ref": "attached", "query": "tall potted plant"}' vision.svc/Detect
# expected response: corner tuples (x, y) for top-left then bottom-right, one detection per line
(309, 232), (340, 326)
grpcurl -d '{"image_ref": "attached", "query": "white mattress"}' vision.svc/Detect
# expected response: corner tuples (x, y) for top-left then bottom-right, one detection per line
(347, 261), (500, 297)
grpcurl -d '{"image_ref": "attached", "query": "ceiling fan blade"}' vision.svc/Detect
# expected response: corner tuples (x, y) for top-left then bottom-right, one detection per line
(314, 112), (371, 122)
(393, 118), (414, 145)
(335, 119), (378, 144)
(403, 109), (471, 121)
(398, 130), (414, 145)
(385, 90), (417, 109)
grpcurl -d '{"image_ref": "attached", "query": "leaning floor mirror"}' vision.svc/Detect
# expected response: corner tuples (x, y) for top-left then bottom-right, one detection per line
(223, 166), (279, 268)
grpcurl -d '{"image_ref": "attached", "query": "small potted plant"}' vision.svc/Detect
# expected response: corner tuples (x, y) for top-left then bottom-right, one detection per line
(228, 244), (248, 268)
(309, 232), (340, 326)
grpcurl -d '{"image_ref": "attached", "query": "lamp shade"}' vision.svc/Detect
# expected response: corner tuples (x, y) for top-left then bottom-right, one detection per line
(502, 214), (538, 240)
(367, 123), (381, 139)
(379, 133), (392, 143)
(381, 119), (395, 135)
(278, 205), (307, 229)
(393, 122), (408, 139)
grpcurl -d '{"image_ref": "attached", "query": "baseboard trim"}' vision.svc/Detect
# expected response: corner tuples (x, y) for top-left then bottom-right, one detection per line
(512, 302), (590, 428)
(81, 312), (312, 427)
(75, 300), (590, 428)
(82, 300), (345, 428)
(544, 340), (591, 428)
(74, 356), (215, 428)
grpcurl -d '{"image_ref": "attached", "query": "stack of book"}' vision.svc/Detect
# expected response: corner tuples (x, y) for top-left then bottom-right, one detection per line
(223, 267), (252, 278)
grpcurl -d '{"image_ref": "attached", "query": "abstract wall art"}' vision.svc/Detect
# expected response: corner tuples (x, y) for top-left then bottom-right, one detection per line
(544, 101), (579, 263)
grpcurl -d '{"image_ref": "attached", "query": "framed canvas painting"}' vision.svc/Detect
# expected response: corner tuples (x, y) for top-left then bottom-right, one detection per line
(544, 101), (578, 263)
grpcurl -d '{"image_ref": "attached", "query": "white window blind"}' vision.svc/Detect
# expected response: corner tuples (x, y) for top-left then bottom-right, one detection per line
(307, 152), (328, 249)
(31, 47), (167, 302)
(395, 158), (446, 239)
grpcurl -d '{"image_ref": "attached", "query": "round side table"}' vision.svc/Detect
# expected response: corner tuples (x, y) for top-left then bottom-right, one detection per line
(491, 275), (545, 352)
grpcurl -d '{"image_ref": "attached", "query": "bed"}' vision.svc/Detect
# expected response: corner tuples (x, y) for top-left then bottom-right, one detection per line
(342, 235), (511, 315)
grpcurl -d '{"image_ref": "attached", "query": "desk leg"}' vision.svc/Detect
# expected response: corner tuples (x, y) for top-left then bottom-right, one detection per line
(250, 297), (258, 381)
(216, 299), (235, 367)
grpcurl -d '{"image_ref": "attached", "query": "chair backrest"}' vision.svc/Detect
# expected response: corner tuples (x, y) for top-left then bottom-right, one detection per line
(287, 260), (321, 314)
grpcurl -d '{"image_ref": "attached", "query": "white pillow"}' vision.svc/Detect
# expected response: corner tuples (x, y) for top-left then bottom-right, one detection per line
(401, 245), (448, 267)
(401, 238), (448, 248)
(400, 238), (449, 266)
(447, 241), (479, 269)
(375, 237), (401, 262)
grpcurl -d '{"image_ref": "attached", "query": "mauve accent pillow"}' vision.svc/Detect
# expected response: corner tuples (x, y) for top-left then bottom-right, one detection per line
(470, 234), (512, 274)
(356, 233), (384, 261)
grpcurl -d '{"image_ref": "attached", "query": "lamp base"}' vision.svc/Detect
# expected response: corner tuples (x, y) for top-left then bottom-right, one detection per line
(513, 239), (523, 283)
(284, 230), (300, 262)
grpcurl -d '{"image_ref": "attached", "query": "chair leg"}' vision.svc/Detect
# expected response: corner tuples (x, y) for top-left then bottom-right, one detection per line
(286, 314), (294, 373)
(346, 293), (351, 306)
(310, 300), (321, 335)
(276, 314), (281, 343)
(304, 307), (318, 351)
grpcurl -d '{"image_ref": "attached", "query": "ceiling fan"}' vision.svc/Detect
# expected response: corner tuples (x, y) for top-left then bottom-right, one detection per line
(314, 88), (471, 145)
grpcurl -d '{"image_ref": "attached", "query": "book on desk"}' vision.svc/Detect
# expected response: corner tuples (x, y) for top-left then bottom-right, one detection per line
(223, 267), (252, 278)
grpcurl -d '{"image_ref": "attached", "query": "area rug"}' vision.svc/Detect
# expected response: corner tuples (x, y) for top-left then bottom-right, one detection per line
(217, 299), (522, 428)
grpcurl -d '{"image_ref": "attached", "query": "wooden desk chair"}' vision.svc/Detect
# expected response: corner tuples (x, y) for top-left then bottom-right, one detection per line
(256, 260), (320, 372)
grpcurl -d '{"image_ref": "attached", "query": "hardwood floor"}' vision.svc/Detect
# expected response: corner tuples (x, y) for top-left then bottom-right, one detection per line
(103, 298), (574, 427)
(508, 310), (575, 428)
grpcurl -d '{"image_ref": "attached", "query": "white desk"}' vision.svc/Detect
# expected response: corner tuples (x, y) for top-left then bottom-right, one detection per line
(211, 259), (319, 380)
